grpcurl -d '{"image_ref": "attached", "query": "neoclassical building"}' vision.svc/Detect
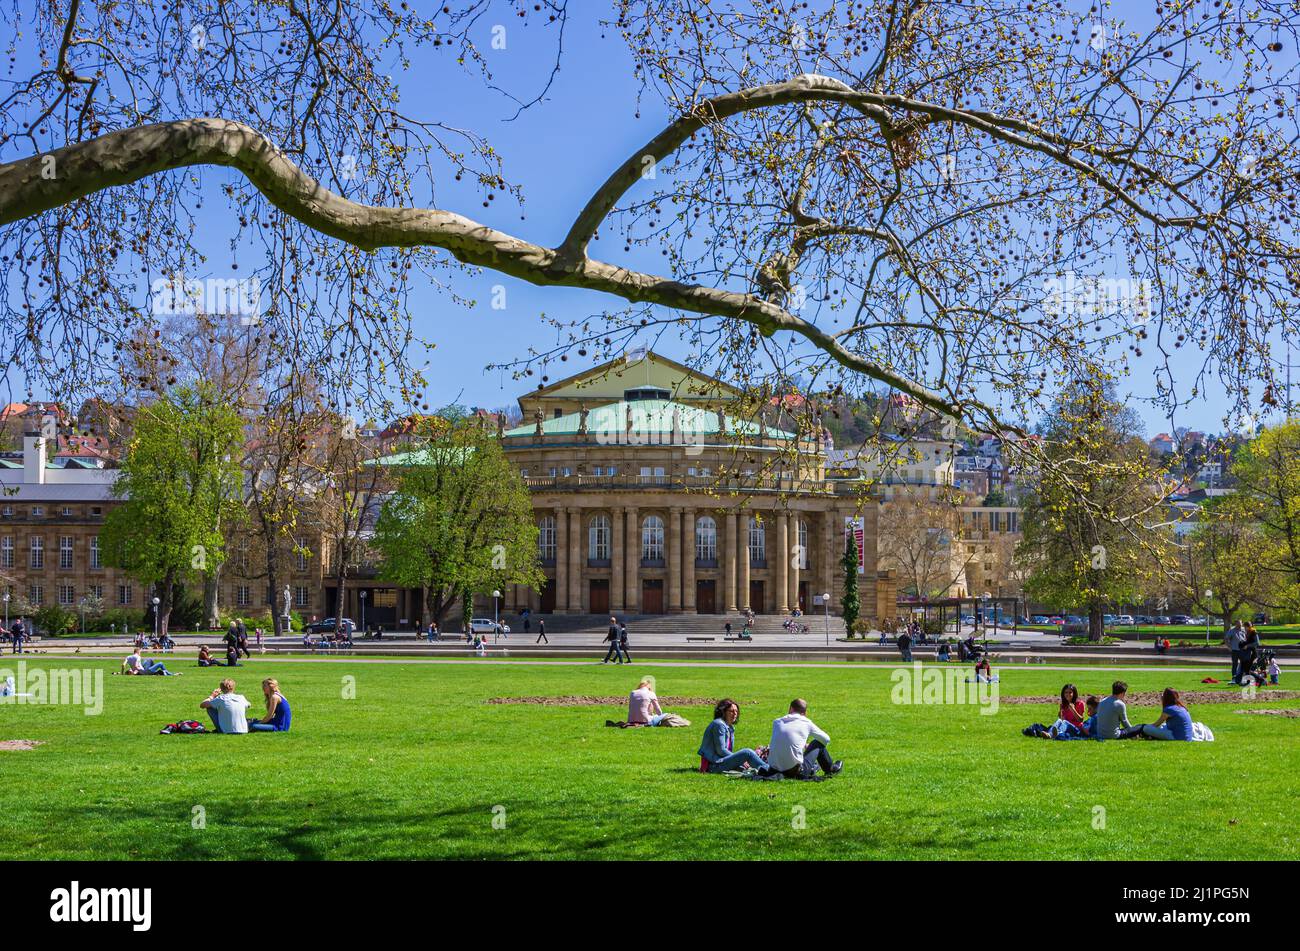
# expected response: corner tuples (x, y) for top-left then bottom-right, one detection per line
(495, 352), (895, 619)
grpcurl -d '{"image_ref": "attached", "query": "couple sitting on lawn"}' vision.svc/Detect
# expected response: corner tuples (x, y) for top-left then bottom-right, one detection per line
(199, 677), (292, 734)
(1024, 681), (1212, 741)
(698, 697), (843, 778)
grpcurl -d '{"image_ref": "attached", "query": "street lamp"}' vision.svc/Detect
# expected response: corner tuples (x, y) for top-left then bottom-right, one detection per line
(2, 590), (8, 630)
(151, 595), (160, 641)
(981, 591), (992, 646)
(492, 589), (501, 642)
(1204, 589), (1213, 645)
(821, 592), (831, 647)
(359, 590), (367, 635)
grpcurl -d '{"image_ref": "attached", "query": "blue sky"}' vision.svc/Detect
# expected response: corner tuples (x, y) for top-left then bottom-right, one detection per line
(8, 3), (1286, 440)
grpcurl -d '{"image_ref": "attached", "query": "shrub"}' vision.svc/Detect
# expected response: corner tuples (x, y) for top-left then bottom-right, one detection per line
(33, 603), (76, 637)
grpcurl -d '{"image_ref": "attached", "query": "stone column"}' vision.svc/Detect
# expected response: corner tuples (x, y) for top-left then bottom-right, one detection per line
(611, 505), (625, 613)
(568, 506), (583, 614)
(777, 512), (791, 613)
(555, 507), (568, 613)
(682, 508), (696, 612)
(668, 507), (683, 613)
(625, 507), (639, 613)
(724, 511), (738, 612)
(738, 509), (750, 612)
(790, 513), (801, 613)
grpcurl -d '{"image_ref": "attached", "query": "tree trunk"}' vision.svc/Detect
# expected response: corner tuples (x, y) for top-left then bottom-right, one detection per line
(158, 569), (176, 637)
(203, 564), (221, 630)
(266, 545), (283, 638)
(1088, 602), (1104, 642)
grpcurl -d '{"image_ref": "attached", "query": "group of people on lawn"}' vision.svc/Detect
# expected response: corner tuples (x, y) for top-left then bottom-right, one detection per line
(617, 676), (843, 778)
(1023, 681), (1210, 741)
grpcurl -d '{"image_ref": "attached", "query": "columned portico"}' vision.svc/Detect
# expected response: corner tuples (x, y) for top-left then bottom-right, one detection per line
(737, 507), (750, 613)
(776, 511), (790, 613)
(611, 505), (625, 612)
(555, 507), (569, 613)
(724, 511), (739, 612)
(624, 506), (639, 613)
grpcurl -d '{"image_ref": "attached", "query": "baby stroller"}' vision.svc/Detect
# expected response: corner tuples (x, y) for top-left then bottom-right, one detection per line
(1240, 647), (1274, 687)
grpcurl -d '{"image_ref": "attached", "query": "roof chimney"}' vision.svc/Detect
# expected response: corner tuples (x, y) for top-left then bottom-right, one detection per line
(23, 431), (47, 485)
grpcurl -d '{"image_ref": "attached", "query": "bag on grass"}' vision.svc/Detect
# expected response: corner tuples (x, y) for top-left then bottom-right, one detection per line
(656, 713), (692, 728)
(1191, 721), (1215, 742)
(160, 720), (207, 734)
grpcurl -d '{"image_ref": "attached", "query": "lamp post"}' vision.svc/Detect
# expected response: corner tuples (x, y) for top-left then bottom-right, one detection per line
(1204, 589), (1213, 645)
(2, 590), (8, 630)
(982, 591), (992, 647)
(151, 595), (160, 641)
(492, 589), (501, 642)
(359, 590), (367, 636)
(821, 592), (831, 647)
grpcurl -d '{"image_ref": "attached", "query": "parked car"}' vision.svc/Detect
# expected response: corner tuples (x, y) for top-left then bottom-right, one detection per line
(1103, 614), (1117, 625)
(960, 614), (977, 625)
(1253, 612), (1271, 625)
(1064, 615), (1086, 625)
(1133, 615), (1153, 625)
(1048, 616), (1065, 625)
(1031, 615), (1052, 624)
(305, 617), (356, 636)
(1170, 614), (1194, 625)
(1116, 615), (1135, 626)
(469, 617), (511, 635)
(1152, 616), (1172, 625)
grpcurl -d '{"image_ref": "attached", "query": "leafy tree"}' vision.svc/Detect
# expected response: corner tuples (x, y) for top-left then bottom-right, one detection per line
(1017, 381), (1173, 641)
(983, 489), (1008, 507)
(1230, 420), (1300, 612)
(877, 490), (972, 600)
(841, 527), (860, 636)
(1181, 495), (1276, 630)
(100, 384), (244, 636)
(372, 420), (543, 625)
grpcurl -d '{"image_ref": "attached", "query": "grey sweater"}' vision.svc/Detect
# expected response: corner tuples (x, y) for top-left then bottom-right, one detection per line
(1095, 695), (1132, 739)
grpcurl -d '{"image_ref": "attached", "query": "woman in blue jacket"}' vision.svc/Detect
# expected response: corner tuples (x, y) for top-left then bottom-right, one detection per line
(698, 698), (767, 773)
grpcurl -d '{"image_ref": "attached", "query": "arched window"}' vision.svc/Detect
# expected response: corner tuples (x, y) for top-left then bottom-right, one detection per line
(797, 520), (809, 569)
(589, 515), (610, 561)
(538, 516), (556, 562)
(695, 516), (717, 561)
(641, 515), (664, 561)
(748, 517), (766, 567)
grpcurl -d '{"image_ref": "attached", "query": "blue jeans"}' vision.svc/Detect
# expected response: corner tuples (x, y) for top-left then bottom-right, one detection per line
(249, 722), (280, 732)
(708, 749), (767, 773)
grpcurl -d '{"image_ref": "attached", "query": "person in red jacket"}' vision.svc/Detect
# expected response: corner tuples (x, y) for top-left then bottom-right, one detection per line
(1058, 683), (1087, 728)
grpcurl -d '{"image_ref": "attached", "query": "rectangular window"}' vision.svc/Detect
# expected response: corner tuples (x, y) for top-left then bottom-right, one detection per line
(60, 535), (74, 570)
(59, 583), (75, 606)
(0, 536), (11, 569)
(90, 535), (102, 569)
(89, 584), (103, 600)
(29, 536), (43, 569)
(31, 506), (44, 517)
(28, 584), (43, 606)
(294, 585), (310, 607)
(0, 506), (11, 517)
(61, 506), (73, 517)
(117, 583), (132, 606)
(236, 585), (251, 607)
(294, 538), (309, 572)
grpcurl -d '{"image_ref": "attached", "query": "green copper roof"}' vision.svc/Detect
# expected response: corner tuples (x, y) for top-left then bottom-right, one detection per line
(504, 399), (794, 440)
(367, 445), (476, 467)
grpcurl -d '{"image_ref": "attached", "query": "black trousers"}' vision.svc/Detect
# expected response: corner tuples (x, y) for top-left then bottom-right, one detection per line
(771, 740), (834, 778)
(536, 632), (548, 643)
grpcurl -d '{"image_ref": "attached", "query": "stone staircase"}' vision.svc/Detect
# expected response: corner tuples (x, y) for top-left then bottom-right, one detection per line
(514, 613), (837, 637)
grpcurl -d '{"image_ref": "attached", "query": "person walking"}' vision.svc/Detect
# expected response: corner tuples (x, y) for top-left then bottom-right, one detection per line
(536, 619), (548, 644)
(603, 617), (622, 664)
(619, 622), (632, 664)
(427, 620), (438, 643)
(10, 617), (23, 654)
(522, 609), (531, 635)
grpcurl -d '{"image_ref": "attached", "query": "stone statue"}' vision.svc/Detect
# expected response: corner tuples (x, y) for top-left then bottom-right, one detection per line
(533, 410), (544, 438)
(282, 585), (291, 618)
(578, 402), (589, 437)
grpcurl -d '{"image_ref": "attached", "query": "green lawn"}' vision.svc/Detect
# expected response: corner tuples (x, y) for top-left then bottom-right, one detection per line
(1, 657), (1296, 860)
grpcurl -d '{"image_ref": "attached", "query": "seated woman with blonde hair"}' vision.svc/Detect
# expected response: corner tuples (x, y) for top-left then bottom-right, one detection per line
(628, 675), (666, 726)
(248, 678), (292, 732)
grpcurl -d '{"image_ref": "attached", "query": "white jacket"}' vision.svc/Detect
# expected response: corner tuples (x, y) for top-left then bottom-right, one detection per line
(767, 713), (830, 772)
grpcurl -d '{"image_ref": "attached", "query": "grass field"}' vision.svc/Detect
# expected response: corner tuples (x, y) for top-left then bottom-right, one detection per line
(1, 656), (1297, 860)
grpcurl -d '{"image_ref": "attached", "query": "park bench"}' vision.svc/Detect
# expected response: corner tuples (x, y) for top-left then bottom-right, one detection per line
(686, 636), (716, 642)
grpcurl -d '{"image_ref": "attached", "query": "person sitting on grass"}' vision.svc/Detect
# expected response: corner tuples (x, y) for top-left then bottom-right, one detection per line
(200, 678), (250, 734)
(1024, 684), (1090, 739)
(936, 641), (951, 662)
(248, 678), (292, 732)
(698, 698), (768, 773)
(764, 698), (842, 778)
(627, 675), (665, 726)
(197, 645), (221, 668)
(121, 648), (178, 676)
(1138, 688), (1195, 741)
(1094, 681), (1133, 740)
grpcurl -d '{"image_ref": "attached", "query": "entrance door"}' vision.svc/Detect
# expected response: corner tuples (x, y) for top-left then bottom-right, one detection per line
(539, 579), (556, 614)
(696, 579), (716, 614)
(798, 581), (809, 613)
(641, 579), (665, 614)
(589, 579), (609, 616)
(749, 580), (765, 614)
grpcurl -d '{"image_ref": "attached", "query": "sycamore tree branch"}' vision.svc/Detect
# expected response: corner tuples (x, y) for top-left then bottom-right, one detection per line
(0, 114), (976, 422)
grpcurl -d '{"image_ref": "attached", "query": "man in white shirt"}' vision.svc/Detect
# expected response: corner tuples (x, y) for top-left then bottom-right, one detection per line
(766, 699), (842, 778)
(200, 678), (251, 734)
